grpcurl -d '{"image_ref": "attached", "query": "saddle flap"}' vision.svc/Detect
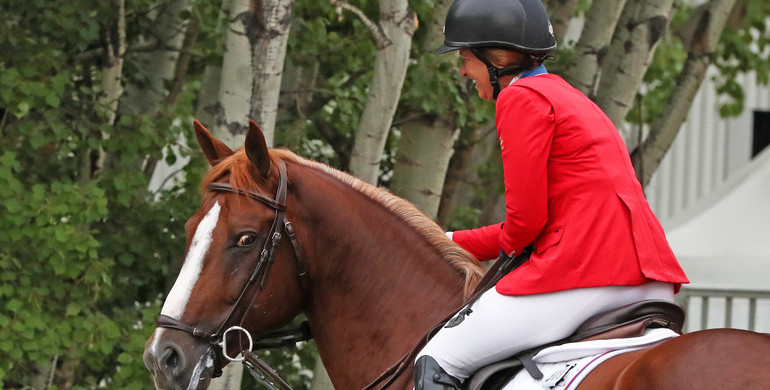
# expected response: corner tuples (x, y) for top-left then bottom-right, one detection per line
(465, 358), (523, 390)
(570, 300), (684, 341)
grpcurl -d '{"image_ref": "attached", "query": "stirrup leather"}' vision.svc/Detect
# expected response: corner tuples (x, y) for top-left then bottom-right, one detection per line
(414, 356), (462, 390)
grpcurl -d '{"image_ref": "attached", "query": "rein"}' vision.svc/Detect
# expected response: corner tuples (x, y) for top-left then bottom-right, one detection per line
(155, 161), (310, 379)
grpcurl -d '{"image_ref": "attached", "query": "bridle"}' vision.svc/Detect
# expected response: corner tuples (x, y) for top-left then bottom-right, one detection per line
(155, 161), (309, 377)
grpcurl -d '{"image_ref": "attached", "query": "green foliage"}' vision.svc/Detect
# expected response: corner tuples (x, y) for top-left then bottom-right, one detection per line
(628, 0), (770, 123)
(0, 0), (210, 388)
(714, 0), (770, 117)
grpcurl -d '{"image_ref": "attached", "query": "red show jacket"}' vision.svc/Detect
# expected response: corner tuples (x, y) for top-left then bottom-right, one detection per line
(453, 74), (688, 295)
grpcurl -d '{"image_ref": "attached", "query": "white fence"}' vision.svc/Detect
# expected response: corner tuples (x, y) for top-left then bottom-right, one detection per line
(676, 288), (770, 333)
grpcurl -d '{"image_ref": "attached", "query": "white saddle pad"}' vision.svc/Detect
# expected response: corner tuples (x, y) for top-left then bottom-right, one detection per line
(503, 328), (679, 390)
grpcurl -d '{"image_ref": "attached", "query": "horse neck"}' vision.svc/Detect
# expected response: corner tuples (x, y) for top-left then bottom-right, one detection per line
(292, 169), (468, 389)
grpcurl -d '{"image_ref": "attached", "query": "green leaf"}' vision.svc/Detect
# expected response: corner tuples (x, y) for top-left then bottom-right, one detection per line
(45, 94), (61, 108)
(5, 299), (22, 312)
(15, 101), (30, 118)
(5, 200), (21, 213)
(117, 252), (135, 266)
(55, 228), (70, 243)
(66, 302), (81, 317)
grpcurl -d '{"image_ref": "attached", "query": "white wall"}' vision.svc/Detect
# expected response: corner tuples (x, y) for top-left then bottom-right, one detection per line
(646, 69), (770, 223)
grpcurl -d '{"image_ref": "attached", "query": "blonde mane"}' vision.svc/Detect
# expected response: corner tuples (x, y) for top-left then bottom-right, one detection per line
(202, 148), (483, 298)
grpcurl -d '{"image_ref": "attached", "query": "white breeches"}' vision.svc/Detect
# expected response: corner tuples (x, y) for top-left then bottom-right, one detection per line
(416, 282), (675, 380)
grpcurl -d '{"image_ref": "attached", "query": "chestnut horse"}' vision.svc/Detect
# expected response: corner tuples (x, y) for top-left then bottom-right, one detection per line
(144, 121), (770, 390)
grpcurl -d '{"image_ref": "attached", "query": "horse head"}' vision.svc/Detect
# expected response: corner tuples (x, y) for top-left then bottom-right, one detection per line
(143, 121), (308, 390)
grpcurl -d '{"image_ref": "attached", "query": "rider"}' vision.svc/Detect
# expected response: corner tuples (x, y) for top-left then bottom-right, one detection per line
(414, 0), (690, 388)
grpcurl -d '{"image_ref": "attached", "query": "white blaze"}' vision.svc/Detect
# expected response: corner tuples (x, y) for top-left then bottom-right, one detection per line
(148, 201), (222, 359)
(161, 201), (222, 319)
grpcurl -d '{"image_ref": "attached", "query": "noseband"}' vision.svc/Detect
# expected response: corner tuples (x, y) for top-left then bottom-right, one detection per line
(155, 161), (308, 375)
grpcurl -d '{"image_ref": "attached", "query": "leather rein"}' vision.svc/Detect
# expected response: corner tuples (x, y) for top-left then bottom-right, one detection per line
(155, 161), (310, 380)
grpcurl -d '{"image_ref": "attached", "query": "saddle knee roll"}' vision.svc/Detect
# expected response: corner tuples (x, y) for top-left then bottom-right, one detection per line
(414, 356), (462, 390)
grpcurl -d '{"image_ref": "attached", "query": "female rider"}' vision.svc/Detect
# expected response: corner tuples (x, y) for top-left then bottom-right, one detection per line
(413, 0), (689, 388)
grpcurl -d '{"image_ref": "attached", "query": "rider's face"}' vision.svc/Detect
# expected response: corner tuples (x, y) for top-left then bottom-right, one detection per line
(459, 49), (494, 100)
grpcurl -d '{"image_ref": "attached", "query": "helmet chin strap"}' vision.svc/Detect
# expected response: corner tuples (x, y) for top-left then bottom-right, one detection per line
(470, 48), (534, 99)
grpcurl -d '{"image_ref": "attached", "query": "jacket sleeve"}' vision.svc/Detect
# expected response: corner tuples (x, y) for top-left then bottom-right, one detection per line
(495, 85), (555, 256)
(452, 223), (504, 261)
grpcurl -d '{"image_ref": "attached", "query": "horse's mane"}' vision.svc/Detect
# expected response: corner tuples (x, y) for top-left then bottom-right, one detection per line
(202, 148), (483, 298)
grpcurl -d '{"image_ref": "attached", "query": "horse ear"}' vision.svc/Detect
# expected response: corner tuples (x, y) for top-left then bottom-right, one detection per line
(245, 121), (271, 177)
(194, 120), (234, 166)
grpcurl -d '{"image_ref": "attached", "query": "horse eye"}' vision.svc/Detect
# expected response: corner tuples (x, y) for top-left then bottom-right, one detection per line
(236, 233), (257, 247)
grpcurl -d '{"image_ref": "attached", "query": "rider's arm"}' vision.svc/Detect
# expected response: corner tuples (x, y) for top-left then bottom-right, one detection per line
(496, 85), (554, 256)
(451, 223), (504, 260)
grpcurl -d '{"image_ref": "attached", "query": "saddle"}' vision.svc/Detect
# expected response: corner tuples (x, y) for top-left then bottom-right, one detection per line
(465, 300), (685, 390)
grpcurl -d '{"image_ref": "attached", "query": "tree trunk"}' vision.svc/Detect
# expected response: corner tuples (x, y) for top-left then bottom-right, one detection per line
(120, 0), (191, 115)
(390, 118), (457, 219)
(205, 3), (294, 390)
(390, 0), (457, 220)
(594, 0), (675, 144)
(97, 0), (126, 126)
(309, 361), (335, 390)
(53, 346), (80, 390)
(209, 364), (245, 390)
(437, 123), (486, 228)
(88, 0), (126, 182)
(249, 0), (295, 146)
(563, 0), (627, 95)
(633, 0), (738, 186)
(545, 0), (581, 41)
(206, 0), (255, 148)
(348, 0), (416, 184)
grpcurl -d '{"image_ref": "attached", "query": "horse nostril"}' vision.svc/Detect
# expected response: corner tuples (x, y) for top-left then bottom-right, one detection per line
(161, 346), (181, 371)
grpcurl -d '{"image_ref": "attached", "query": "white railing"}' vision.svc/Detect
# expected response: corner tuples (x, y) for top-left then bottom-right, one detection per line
(676, 288), (770, 333)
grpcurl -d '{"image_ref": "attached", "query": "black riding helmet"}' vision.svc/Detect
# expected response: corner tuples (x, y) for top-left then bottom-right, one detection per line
(436, 0), (557, 98)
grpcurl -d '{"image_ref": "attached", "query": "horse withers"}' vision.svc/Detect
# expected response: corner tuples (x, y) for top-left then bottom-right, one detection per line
(144, 121), (770, 390)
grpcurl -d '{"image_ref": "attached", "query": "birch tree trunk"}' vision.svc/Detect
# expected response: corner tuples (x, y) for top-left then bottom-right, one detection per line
(594, 0), (675, 144)
(207, 0), (256, 149)
(563, 0), (627, 95)
(390, 118), (458, 219)
(633, 0), (738, 186)
(436, 122), (494, 227)
(347, 0), (417, 184)
(390, 0), (456, 220)
(543, 0), (581, 41)
(206, 2), (294, 389)
(97, 0), (126, 127)
(120, 0), (191, 115)
(125, 0), (195, 182)
(86, 0), (125, 181)
(249, 0), (294, 146)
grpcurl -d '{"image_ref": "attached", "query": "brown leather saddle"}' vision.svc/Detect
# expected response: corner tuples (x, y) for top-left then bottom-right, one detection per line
(465, 300), (685, 390)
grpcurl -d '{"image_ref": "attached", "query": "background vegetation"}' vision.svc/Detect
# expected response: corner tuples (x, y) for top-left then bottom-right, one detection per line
(1, 0), (768, 389)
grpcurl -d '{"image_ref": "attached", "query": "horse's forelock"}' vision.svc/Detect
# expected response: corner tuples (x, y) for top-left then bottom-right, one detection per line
(201, 147), (483, 298)
(201, 149), (272, 195)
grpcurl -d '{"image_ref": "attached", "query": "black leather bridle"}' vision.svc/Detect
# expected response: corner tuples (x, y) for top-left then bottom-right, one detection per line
(155, 161), (309, 377)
